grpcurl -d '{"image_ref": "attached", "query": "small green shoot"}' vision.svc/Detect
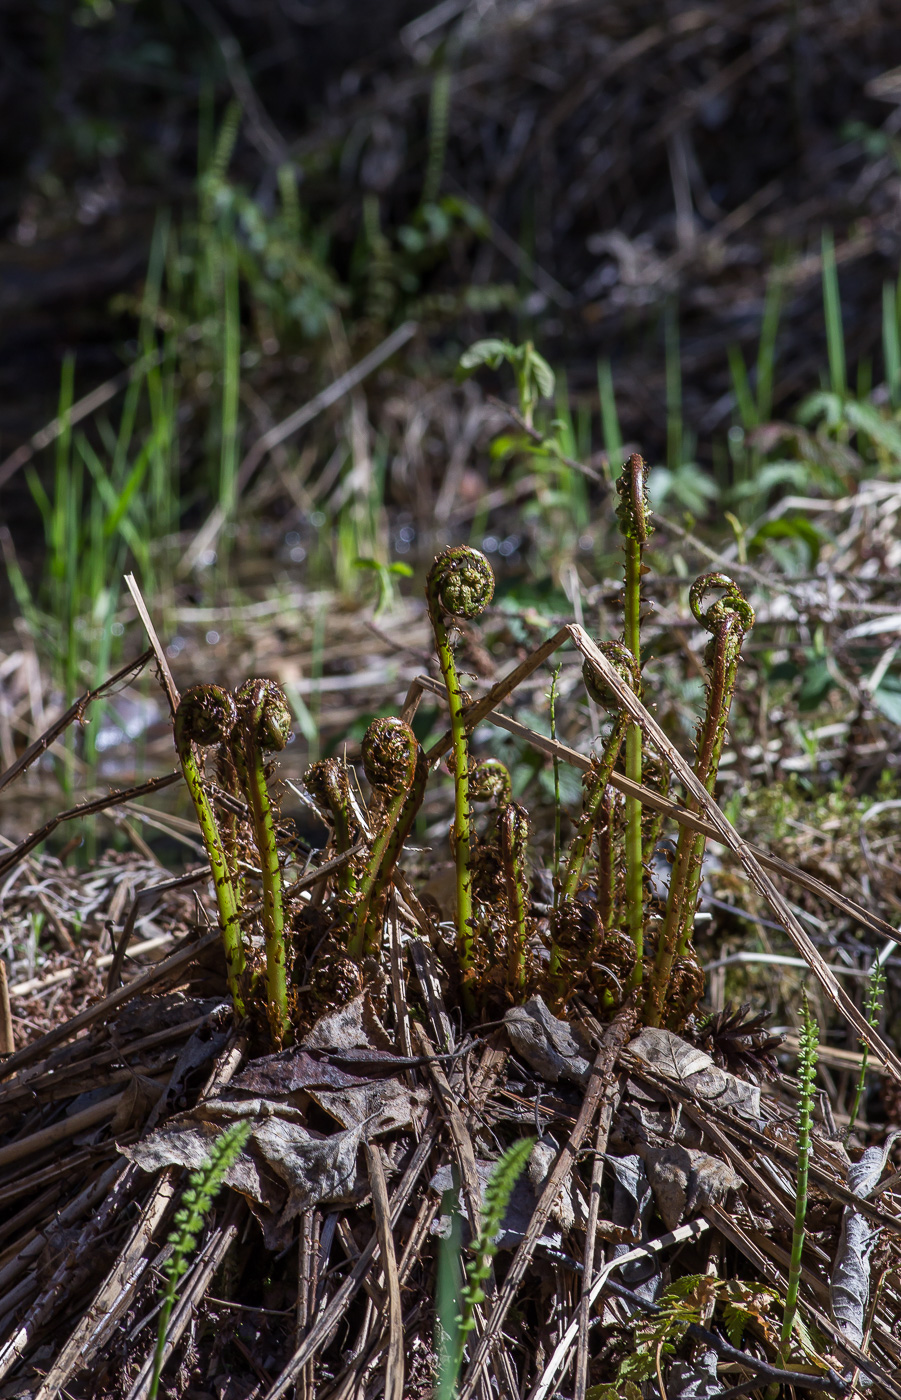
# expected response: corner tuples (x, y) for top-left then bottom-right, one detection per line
(845, 961), (886, 1143)
(781, 991), (818, 1356)
(148, 1120), (252, 1400)
(435, 1138), (535, 1398)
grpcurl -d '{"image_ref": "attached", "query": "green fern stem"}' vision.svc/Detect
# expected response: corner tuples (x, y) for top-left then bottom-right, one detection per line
(645, 575), (753, 1028)
(781, 993), (818, 1354)
(499, 802), (530, 1000)
(427, 547), (495, 1011)
(616, 455), (652, 991)
(234, 679), (293, 1047)
(174, 686), (246, 1016)
(305, 758), (358, 901)
(349, 717), (425, 960)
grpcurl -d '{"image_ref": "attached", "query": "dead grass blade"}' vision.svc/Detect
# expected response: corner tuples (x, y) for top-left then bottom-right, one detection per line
(364, 1142), (404, 1400)
(184, 319), (418, 572)
(0, 928), (219, 1081)
(262, 1119), (440, 1400)
(0, 647), (154, 795)
(0, 770), (182, 884)
(33, 1169), (178, 1400)
(125, 573), (180, 716)
(568, 623), (901, 1086)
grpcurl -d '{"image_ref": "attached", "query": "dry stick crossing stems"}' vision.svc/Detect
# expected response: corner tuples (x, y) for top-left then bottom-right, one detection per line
(567, 623), (901, 1087)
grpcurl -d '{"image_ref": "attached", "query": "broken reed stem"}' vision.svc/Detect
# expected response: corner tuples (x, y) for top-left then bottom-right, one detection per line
(426, 547), (495, 1011)
(616, 454), (651, 990)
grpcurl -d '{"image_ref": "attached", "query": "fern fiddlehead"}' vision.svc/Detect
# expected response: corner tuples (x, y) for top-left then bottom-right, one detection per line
(174, 685), (245, 1015)
(427, 547), (495, 1010)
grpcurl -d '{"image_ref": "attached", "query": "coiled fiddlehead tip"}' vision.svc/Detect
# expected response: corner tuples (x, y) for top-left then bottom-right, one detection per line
(426, 546), (495, 622)
(499, 800), (530, 852)
(304, 758), (349, 813)
(174, 684), (237, 748)
(615, 452), (653, 544)
(582, 639), (640, 707)
(470, 758), (512, 806)
(235, 679), (293, 752)
(689, 573), (755, 634)
(550, 898), (603, 955)
(361, 716), (418, 795)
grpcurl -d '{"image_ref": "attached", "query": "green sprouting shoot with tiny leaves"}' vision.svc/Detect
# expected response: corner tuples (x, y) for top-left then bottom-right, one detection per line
(349, 715), (426, 960)
(426, 546), (495, 1010)
(781, 991), (818, 1355)
(845, 960), (886, 1143)
(148, 1120), (252, 1400)
(615, 453), (652, 990)
(173, 684), (246, 1015)
(234, 679), (293, 1048)
(645, 573), (754, 1028)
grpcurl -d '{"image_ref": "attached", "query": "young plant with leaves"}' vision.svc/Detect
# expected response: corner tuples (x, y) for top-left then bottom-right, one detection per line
(846, 960), (886, 1143)
(148, 1120), (252, 1400)
(781, 992), (819, 1357)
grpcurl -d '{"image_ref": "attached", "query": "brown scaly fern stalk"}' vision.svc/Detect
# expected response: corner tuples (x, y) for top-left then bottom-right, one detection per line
(498, 801), (531, 1001)
(426, 546), (495, 1014)
(644, 574), (754, 1027)
(616, 453), (652, 991)
(304, 758), (358, 903)
(233, 679), (293, 1047)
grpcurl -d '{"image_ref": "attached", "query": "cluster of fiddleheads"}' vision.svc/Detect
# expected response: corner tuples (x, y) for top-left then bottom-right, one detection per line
(171, 508), (756, 1047)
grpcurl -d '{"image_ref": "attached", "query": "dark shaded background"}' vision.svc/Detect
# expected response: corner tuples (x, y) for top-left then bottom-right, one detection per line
(2, 0), (901, 535)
